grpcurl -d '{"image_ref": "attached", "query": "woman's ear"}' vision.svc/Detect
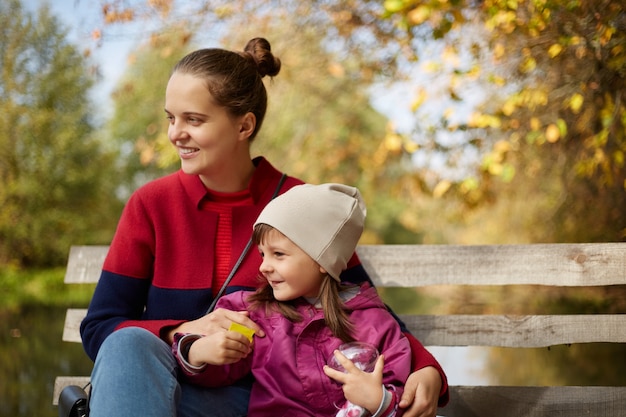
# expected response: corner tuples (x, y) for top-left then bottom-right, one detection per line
(239, 112), (256, 140)
(319, 266), (327, 275)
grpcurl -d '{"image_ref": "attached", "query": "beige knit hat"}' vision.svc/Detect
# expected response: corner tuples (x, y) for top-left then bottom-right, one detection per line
(254, 183), (366, 281)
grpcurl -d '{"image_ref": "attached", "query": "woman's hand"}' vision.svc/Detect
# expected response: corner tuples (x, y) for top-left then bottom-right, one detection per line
(323, 350), (386, 414)
(398, 366), (442, 417)
(167, 308), (265, 344)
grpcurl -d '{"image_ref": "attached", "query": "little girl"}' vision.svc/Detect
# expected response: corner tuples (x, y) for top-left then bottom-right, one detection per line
(173, 183), (412, 416)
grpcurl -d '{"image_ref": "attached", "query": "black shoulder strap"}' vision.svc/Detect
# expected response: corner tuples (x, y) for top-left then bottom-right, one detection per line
(206, 173), (287, 314)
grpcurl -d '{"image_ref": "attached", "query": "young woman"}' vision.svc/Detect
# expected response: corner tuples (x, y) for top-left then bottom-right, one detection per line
(173, 183), (411, 416)
(81, 37), (448, 417)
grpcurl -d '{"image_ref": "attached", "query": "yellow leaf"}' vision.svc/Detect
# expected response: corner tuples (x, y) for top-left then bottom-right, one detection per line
(407, 5), (431, 25)
(530, 117), (541, 131)
(494, 140), (511, 153)
(460, 177), (478, 193)
(404, 141), (419, 154)
(548, 43), (563, 58)
(384, 0), (406, 13)
(569, 93), (584, 113)
(490, 74), (506, 86)
(545, 124), (560, 143)
(328, 62), (345, 78)
(502, 100), (516, 116)
(488, 162), (503, 176)
(556, 118), (568, 137)
(384, 133), (403, 152)
(614, 150), (624, 167)
(467, 65), (481, 79)
(520, 56), (537, 73)
(410, 88), (427, 112)
(501, 163), (516, 182)
(493, 43), (505, 60)
(422, 61), (441, 73)
(433, 180), (452, 198)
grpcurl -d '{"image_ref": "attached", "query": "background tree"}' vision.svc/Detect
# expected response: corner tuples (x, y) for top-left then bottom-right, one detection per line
(104, 25), (190, 197)
(380, 0), (626, 243)
(0, 0), (119, 267)
(92, 0), (625, 243)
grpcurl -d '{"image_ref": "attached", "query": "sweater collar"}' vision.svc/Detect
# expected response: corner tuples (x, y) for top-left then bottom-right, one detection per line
(178, 157), (284, 209)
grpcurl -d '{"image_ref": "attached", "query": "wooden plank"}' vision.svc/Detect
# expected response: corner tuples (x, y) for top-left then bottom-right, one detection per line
(65, 243), (626, 286)
(438, 385), (626, 417)
(53, 376), (91, 406)
(64, 245), (108, 284)
(62, 311), (626, 347)
(357, 243), (626, 287)
(62, 309), (87, 343)
(56, 381), (626, 414)
(401, 314), (626, 347)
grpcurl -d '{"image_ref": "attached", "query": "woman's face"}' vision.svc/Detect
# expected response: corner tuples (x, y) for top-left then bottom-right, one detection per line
(164, 72), (253, 185)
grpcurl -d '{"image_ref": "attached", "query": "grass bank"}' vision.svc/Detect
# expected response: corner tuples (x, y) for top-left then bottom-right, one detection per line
(0, 267), (95, 311)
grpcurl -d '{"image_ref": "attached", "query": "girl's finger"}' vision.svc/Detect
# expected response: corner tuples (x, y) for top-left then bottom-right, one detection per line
(323, 365), (346, 383)
(333, 350), (357, 372)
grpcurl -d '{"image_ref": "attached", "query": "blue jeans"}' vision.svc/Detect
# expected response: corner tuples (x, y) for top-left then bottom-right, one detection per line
(88, 327), (250, 417)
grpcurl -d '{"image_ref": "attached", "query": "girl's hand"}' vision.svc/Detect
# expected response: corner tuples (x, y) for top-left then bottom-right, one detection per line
(187, 330), (252, 366)
(323, 350), (385, 414)
(167, 308), (265, 344)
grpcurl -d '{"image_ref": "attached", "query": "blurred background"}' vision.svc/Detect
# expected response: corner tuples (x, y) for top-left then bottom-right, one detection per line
(1, 0), (625, 415)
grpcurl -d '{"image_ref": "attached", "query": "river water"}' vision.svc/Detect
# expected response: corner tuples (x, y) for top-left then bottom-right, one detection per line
(1, 306), (92, 417)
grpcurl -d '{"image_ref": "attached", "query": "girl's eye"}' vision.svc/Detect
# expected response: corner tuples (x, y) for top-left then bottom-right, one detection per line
(274, 251), (284, 257)
(165, 115), (174, 122)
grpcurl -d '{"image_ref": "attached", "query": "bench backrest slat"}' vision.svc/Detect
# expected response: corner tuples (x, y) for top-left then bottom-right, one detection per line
(64, 245), (109, 284)
(65, 243), (626, 286)
(401, 314), (626, 347)
(62, 310), (626, 347)
(357, 243), (626, 286)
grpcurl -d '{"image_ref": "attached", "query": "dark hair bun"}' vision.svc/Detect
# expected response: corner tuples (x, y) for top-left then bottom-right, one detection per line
(244, 38), (281, 78)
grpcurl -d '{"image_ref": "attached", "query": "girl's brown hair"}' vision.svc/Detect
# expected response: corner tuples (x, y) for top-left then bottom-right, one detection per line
(248, 224), (356, 343)
(172, 38), (281, 140)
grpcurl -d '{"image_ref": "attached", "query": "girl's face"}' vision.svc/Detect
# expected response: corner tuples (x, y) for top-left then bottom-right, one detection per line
(258, 229), (327, 301)
(164, 72), (253, 186)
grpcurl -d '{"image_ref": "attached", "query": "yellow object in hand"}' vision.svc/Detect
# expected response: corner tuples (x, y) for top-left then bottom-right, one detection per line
(229, 322), (255, 342)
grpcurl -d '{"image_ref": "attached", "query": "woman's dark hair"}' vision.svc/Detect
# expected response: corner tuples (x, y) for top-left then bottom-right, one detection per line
(248, 224), (356, 343)
(172, 38), (281, 140)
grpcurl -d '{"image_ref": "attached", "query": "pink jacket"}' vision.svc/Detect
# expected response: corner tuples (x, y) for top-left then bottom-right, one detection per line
(176, 284), (411, 416)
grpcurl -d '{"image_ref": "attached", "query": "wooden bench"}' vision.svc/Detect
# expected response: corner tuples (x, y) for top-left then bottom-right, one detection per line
(54, 243), (626, 416)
